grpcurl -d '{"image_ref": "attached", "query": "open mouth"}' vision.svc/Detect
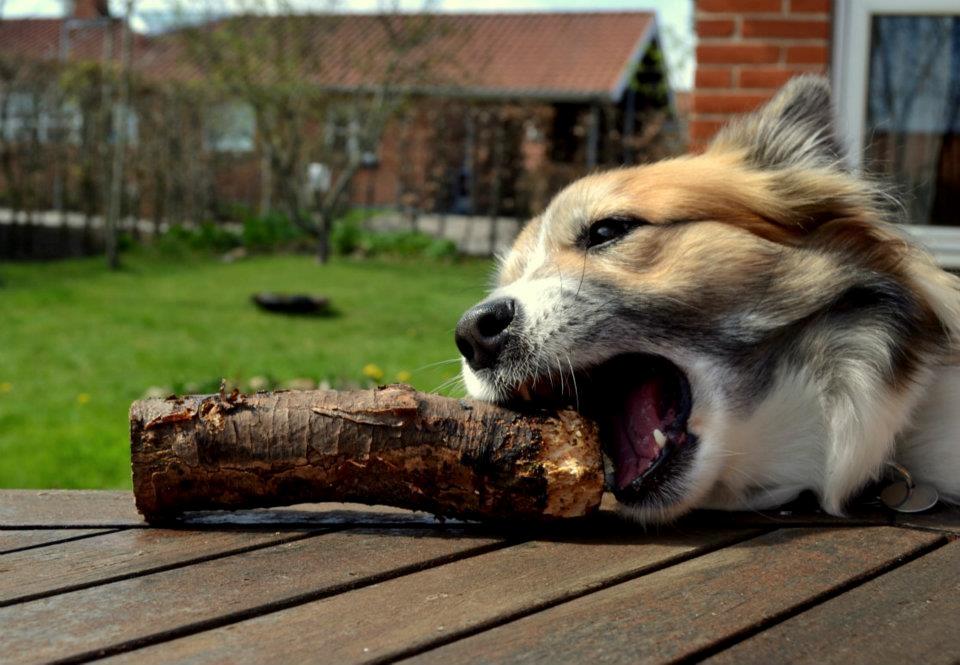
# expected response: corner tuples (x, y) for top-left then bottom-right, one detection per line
(507, 354), (697, 504)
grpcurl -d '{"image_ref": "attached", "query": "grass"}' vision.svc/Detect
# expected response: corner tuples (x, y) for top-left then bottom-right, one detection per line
(0, 250), (493, 489)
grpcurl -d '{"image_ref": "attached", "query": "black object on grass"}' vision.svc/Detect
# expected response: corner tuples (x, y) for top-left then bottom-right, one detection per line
(252, 293), (331, 316)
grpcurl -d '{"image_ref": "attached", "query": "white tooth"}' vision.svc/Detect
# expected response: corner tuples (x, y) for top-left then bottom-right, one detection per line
(653, 429), (667, 449)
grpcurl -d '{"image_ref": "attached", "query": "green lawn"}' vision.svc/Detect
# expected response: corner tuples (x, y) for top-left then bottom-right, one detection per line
(0, 251), (493, 488)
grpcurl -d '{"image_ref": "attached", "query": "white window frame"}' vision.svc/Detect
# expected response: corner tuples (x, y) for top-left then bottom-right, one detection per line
(832, 0), (960, 267)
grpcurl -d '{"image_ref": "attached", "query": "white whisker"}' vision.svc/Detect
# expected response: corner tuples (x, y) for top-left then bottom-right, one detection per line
(565, 353), (581, 411)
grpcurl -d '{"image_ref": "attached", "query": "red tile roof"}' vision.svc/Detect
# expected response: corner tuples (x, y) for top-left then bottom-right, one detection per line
(0, 18), (148, 63)
(300, 12), (659, 100)
(0, 12), (658, 102)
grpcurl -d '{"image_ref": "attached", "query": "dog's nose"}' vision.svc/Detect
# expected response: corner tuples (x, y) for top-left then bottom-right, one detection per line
(455, 297), (517, 371)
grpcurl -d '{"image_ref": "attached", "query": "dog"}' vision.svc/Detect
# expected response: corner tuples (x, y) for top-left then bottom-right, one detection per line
(454, 75), (960, 524)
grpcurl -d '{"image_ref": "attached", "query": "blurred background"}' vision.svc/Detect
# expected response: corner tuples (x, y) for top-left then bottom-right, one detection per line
(0, 0), (957, 489)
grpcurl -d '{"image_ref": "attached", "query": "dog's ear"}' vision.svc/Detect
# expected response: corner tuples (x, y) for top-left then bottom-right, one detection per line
(708, 75), (847, 170)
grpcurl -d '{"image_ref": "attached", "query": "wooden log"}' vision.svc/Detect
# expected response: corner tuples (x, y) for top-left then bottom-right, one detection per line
(130, 384), (604, 523)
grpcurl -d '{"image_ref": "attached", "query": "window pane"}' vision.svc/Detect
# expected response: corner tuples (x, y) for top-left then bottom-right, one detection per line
(206, 102), (255, 153)
(865, 15), (960, 225)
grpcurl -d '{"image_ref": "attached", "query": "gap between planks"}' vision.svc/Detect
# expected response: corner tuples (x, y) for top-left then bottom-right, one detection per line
(37, 538), (517, 665)
(0, 530), (330, 608)
(394, 527), (949, 663)
(81, 528), (767, 665)
(671, 534), (950, 664)
(0, 528), (127, 556)
(373, 528), (771, 665)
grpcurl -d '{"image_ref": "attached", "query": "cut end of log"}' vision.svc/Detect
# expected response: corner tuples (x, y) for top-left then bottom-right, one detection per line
(538, 410), (604, 518)
(130, 385), (605, 523)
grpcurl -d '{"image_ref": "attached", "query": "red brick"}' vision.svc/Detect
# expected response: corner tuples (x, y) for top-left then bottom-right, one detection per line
(697, 19), (736, 38)
(698, 0), (781, 12)
(696, 67), (734, 88)
(738, 67), (817, 88)
(742, 19), (829, 39)
(689, 118), (726, 143)
(785, 44), (829, 64)
(697, 43), (780, 65)
(693, 92), (772, 114)
(790, 0), (831, 12)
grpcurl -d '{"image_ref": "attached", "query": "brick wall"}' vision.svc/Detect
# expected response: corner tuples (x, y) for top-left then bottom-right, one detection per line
(690, 0), (832, 150)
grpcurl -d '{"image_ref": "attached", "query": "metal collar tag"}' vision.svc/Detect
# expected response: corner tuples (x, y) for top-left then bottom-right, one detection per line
(879, 461), (940, 513)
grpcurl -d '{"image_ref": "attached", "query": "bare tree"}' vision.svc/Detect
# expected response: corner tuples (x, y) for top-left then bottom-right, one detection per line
(180, 1), (449, 263)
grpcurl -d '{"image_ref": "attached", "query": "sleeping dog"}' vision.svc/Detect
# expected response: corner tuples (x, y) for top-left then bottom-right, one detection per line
(455, 75), (960, 524)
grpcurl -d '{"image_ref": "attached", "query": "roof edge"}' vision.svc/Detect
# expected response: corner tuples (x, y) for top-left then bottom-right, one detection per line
(316, 83), (610, 103)
(608, 15), (658, 103)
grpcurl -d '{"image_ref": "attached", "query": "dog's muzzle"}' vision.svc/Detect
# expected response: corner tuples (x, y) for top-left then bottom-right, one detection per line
(455, 297), (517, 371)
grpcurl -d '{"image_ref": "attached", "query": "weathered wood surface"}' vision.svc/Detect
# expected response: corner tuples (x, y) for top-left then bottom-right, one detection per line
(0, 528), (117, 554)
(1, 529), (503, 665)
(0, 528), (313, 606)
(3, 490), (959, 665)
(401, 527), (944, 665)
(130, 386), (603, 522)
(99, 529), (759, 665)
(0, 490), (142, 527)
(706, 540), (960, 665)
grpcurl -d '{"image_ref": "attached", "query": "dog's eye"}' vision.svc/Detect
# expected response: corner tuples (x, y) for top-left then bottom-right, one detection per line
(581, 216), (646, 249)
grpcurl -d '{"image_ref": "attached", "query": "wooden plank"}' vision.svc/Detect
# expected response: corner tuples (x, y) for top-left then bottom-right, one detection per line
(0, 490), (456, 529)
(705, 540), (960, 665)
(0, 528), (315, 606)
(0, 491), (142, 527)
(97, 527), (759, 665)
(2, 489), (901, 531)
(1, 528), (502, 665)
(400, 527), (943, 665)
(0, 529), (117, 555)
(894, 503), (960, 534)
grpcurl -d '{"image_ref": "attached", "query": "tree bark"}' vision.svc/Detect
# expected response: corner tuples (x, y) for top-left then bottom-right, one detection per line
(315, 208), (331, 264)
(130, 385), (604, 523)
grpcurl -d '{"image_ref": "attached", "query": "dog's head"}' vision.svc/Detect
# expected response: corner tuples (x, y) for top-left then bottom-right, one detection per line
(455, 76), (960, 523)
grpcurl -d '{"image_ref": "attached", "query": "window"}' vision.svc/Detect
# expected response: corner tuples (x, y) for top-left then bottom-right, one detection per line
(1, 92), (38, 142)
(0, 93), (84, 145)
(324, 107), (361, 161)
(110, 103), (139, 147)
(834, 0), (960, 265)
(205, 102), (255, 153)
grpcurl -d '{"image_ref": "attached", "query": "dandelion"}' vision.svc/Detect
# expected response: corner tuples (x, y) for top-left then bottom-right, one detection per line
(0, 382), (11, 394)
(362, 363), (384, 382)
(76, 393), (91, 405)
(395, 370), (412, 383)
(248, 376), (270, 392)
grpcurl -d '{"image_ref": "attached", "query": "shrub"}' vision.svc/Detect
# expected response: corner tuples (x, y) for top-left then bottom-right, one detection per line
(241, 211), (305, 250)
(329, 214), (460, 261)
(424, 237), (459, 261)
(154, 208), (460, 261)
(196, 222), (242, 251)
(156, 222), (241, 254)
(330, 218), (363, 255)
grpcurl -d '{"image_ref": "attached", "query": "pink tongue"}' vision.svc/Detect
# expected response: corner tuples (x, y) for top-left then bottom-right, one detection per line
(613, 379), (666, 490)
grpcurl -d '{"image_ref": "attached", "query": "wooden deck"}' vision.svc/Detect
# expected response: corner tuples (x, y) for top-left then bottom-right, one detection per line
(2, 490), (958, 664)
